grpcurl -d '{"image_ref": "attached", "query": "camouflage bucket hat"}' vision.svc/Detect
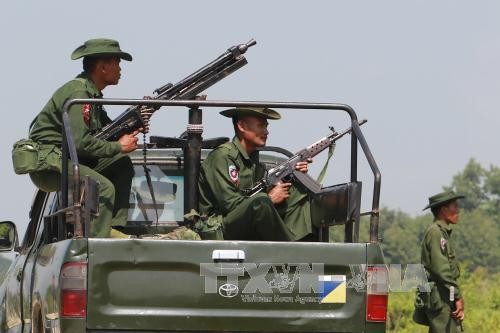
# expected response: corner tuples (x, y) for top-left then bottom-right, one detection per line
(71, 38), (133, 61)
(220, 107), (281, 120)
(423, 190), (465, 210)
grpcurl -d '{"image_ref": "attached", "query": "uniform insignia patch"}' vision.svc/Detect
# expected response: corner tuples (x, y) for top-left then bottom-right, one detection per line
(82, 104), (91, 127)
(228, 165), (239, 184)
(440, 237), (447, 251)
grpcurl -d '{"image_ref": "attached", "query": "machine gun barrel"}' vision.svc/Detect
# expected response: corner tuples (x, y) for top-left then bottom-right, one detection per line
(95, 39), (257, 141)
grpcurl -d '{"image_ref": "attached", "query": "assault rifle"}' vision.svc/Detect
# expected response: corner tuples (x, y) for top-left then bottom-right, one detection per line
(95, 39), (257, 141)
(242, 120), (367, 196)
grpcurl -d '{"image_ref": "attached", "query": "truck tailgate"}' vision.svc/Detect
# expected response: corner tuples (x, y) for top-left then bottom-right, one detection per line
(87, 239), (370, 332)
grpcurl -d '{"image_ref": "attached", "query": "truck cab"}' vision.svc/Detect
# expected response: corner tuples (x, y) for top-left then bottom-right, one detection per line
(0, 99), (387, 333)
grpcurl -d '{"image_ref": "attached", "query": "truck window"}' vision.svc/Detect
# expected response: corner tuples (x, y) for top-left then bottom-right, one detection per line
(128, 165), (184, 225)
(127, 151), (285, 227)
(20, 192), (55, 251)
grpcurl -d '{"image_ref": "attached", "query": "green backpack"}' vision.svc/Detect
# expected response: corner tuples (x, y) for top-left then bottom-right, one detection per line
(12, 138), (61, 175)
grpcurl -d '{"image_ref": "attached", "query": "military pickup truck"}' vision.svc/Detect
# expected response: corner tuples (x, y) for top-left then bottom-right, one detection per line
(0, 99), (388, 333)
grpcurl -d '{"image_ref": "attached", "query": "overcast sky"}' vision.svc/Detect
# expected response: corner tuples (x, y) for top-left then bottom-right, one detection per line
(1, 1), (499, 238)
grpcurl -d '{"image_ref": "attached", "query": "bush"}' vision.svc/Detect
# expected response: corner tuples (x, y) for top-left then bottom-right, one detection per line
(387, 268), (500, 332)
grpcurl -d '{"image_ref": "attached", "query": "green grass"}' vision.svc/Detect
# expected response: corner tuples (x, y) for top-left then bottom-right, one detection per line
(386, 267), (500, 332)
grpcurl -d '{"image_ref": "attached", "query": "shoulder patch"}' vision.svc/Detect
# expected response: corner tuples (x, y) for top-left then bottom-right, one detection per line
(228, 165), (239, 185)
(82, 104), (91, 127)
(440, 237), (447, 251)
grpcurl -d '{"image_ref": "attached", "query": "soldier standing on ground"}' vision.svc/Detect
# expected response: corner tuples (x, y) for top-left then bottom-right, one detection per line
(197, 107), (313, 241)
(28, 38), (150, 237)
(414, 190), (465, 332)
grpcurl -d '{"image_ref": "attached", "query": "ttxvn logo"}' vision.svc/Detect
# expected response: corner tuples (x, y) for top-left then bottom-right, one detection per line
(200, 263), (430, 300)
(200, 263), (326, 297)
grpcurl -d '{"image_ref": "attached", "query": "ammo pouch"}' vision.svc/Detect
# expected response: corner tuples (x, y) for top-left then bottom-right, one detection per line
(185, 209), (224, 241)
(413, 286), (430, 326)
(310, 181), (362, 227)
(12, 139), (61, 175)
(413, 281), (441, 326)
(193, 214), (224, 240)
(414, 281), (445, 314)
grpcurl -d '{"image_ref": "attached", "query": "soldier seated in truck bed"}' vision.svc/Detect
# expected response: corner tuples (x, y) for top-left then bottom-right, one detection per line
(197, 107), (313, 242)
(122, 143), (296, 241)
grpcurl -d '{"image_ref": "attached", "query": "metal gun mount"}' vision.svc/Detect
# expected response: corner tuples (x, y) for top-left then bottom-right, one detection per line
(95, 39), (257, 141)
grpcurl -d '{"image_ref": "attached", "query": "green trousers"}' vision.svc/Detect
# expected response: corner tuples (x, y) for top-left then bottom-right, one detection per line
(222, 185), (312, 241)
(30, 154), (134, 238)
(426, 304), (460, 333)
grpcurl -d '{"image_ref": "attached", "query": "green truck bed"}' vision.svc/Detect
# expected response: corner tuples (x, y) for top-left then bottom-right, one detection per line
(1, 99), (387, 332)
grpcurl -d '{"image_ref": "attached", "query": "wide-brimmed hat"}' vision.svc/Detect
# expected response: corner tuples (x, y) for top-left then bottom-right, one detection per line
(220, 107), (281, 120)
(423, 190), (465, 210)
(71, 38), (132, 61)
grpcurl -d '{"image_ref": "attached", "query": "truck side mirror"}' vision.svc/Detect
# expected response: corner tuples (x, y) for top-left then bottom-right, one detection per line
(0, 221), (19, 252)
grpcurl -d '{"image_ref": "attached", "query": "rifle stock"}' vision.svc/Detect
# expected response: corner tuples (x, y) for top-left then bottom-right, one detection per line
(95, 39), (257, 141)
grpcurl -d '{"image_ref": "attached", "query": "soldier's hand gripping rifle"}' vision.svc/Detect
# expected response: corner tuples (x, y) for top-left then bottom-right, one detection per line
(242, 120), (367, 197)
(95, 39), (257, 141)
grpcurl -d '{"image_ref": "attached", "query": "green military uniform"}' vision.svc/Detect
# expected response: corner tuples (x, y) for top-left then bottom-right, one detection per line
(198, 108), (312, 241)
(28, 39), (134, 238)
(414, 191), (464, 333)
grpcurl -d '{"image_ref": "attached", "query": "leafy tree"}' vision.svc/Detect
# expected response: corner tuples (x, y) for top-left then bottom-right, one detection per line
(453, 210), (500, 272)
(378, 208), (422, 265)
(331, 158), (500, 273)
(445, 158), (487, 211)
(484, 165), (500, 217)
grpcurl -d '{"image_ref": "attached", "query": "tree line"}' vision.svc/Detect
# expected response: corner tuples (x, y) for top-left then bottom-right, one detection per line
(377, 158), (500, 332)
(380, 158), (499, 273)
(330, 158), (499, 273)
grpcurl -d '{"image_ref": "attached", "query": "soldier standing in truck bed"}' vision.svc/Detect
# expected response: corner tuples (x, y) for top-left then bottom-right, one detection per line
(197, 107), (313, 241)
